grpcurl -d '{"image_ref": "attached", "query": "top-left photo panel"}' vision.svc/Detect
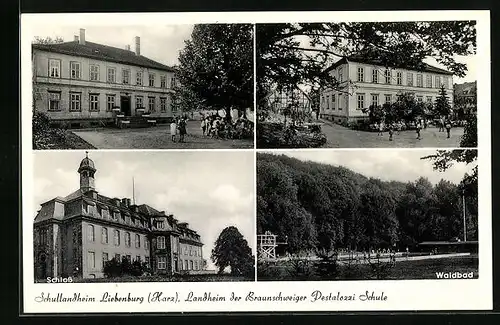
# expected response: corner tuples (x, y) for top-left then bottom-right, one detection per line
(30, 24), (255, 150)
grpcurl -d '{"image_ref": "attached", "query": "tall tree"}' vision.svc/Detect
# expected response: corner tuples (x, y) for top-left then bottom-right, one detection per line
(434, 85), (452, 118)
(176, 24), (253, 121)
(211, 226), (254, 277)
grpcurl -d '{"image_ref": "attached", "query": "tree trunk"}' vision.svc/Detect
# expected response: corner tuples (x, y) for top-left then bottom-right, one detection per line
(225, 107), (232, 123)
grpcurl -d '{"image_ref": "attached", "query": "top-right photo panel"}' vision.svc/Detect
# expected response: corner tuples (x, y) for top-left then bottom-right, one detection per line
(256, 21), (477, 149)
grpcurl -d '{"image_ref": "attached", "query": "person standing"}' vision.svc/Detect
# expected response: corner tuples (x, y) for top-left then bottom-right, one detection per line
(201, 118), (206, 136)
(170, 118), (177, 142)
(445, 120), (452, 139)
(416, 121), (422, 140)
(439, 117), (444, 132)
(388, 123), (394, 141)
(179, 117), (187, 143)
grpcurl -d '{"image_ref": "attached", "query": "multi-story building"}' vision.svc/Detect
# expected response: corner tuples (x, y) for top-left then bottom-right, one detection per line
(33, 154), (204, 280)
(32, 29), (178, 127)
(454, 81), (477, 116)
(320, 55), (454, 123)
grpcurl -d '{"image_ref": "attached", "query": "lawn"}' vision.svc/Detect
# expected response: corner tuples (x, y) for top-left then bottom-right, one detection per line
(61, 274), (254, 283)
(258, 255), (479, 281)
(33, 128), (95, 150)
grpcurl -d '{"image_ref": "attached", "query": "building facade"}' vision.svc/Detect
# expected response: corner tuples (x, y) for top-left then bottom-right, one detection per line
(320, 56), (454, 123)
(33, 155), (204, 280)
(32, 29), (178, 126)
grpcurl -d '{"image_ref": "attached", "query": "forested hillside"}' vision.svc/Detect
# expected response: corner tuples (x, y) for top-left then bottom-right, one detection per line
(257, 153), (478, 253)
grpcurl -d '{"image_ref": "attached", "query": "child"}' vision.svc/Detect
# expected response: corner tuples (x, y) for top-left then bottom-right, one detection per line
(445, 120), (452, 138)
(170, 118), (177, 142)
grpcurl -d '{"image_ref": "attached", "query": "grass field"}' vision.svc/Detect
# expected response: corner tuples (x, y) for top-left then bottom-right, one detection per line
(76, 274), (253, 283)
(258, 255), (478, 281)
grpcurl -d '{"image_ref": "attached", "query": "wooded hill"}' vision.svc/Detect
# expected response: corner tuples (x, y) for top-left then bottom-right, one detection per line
(257, 153), (478, 253)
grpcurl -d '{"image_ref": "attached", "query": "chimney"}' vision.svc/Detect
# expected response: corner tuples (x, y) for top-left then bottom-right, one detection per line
(125, 44), (131, 51)
(126, 198), (131, 206)
(79, 28), (86, 45)
(74, 35), (79, 42)
(135, 36), (140, 56)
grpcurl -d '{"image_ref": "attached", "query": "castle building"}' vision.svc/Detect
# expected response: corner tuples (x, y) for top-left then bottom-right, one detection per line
(320, 55), (454, 123)
(32, 29), (177, 127)
(33, 154), (204, 280)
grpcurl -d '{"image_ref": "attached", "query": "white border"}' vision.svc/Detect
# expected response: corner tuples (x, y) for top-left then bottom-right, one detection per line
(21, 10), (491, 313)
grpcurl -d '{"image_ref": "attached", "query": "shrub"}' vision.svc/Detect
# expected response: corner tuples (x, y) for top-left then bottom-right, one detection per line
(257, 122), (327, 148)
(314, 249), (339, 280)
(257, 260), (282, 279)
(103, 258), (149, 278)
(103, 258), (122, 278)
(288, 254), (314, 280)
(367, 253), (395, 280)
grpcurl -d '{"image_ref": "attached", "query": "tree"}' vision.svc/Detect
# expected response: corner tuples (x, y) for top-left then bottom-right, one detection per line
(176, 24), (253, 121)
(211, 226), (254, 277)
(33, 36), (64, 44)
(257, 21), (476, 109)
(434, 85), (452, 118)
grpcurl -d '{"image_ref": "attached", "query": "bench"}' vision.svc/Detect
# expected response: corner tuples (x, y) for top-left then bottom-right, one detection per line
(119, 120), (130, 129)
(147, 119), (157, 126)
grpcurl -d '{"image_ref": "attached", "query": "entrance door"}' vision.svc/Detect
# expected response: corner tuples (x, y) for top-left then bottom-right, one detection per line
(121, 96), (131, 116)
(173, 258), (179, 272)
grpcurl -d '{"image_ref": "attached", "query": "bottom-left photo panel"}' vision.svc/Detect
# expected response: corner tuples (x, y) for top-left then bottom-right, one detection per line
(29, 150), (256, 283)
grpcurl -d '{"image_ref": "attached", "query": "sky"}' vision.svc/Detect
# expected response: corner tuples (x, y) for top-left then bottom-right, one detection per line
(32, 151), (255, 270)
(29, 25), (194, 67)
(265, 149), (476, 185)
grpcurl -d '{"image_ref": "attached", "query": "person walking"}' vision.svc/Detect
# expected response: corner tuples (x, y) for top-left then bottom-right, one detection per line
(445, 120), (452, 139)
(170, 118), (177, 142)
(416, 121), (422, 140)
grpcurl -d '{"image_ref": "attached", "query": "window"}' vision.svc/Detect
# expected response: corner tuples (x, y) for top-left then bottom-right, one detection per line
(87, 251), (95, 268)
(357, 93), (365, 110)
(407, 72), (413, 86)
(48, 91), (61, 111)
(114, 230), (120, 246)
(426, 75), (432, 88)
(102, 252), (108, 266)
(160, 97), (167, 112)
(426, 96), (433, 103)
(326, 95), (329, 109)
(190, 260), (194, 270)
(70, 61), (81, 79)
(122, 69), (130, 84)
(106, 94), (116, 112)
(372, 68), (378, 83)
(87, 225), (95, 242)
(190, 247), (193, 256)
(185, 260), (189, 270)
(149, 73), (155, 87)
(136, 255), (141, 262)
(136, 96), (143, 108)
(49, 59), (61, 78)
(157, 236), (166, 249)
(136, 71), (143, 85)
(195, 261), (198, 270)
(184, 246), (188, 255)
(384, 94), (392, 105)
(180, 259), (183, 270)
(384, 69), (391, 84)
(443, 77), (449, 89)
(158, 256), (166, 269)
(331, 94), (336, 110)
(101, 227), (108, 244)
(357, 67), (364, 82)
(135, 234), (140, 248)
(371, 94), (379, 107)
(396, 72), (402, 85)
(157, 220), (165, 229)
(124, 232), (130, 247)
(160, 75), (167, 88)
(338, 94), (343, 111)
(145, 257), (150, 267)
(89, 94), (100, 111)
(114, 253), (120, 261)
(416, 74), (423, 87)
(148, 97), (156, 112)
(40, 228), (48, 245)
(107, 68), (116, 83)
(69, 93), (81, 111)
(435, 76), (441, 88)
(338, 67), (343, 82)
(417, 95), (423, 102)
(90, 65), (99, 81)
(145, 236), (149, 250)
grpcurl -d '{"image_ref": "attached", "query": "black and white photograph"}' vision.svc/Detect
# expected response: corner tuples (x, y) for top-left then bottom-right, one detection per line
(256, 21), (477, 148)
(257, 149), (478, 281)
(32, 24), (254, 150)
(32, 151), (255, 282)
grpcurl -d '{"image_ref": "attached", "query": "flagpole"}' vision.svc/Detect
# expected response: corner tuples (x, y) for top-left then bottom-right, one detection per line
(132, 177), (135, 205)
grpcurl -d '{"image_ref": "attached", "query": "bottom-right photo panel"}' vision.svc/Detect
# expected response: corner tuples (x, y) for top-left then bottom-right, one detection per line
(257, 149), (478, 281)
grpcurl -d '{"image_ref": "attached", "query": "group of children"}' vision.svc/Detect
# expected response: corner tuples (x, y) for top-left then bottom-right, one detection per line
(375, 119), (453, 142)
(169, 116), (188, 143)
(200, 114), (251, 139)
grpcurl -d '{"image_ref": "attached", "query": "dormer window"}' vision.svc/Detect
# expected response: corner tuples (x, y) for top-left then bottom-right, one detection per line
(157, 220), (165, 229)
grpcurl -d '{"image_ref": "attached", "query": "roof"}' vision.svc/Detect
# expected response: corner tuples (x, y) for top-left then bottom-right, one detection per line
(325, 55), (453, 75)
(32, 41), (175, 72)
